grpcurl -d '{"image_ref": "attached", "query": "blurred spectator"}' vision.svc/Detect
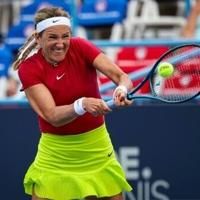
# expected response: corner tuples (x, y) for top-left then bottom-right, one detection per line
(5, 67), (23, 98)
(181, 0), (200, 38)
(0, 43), (12, 98)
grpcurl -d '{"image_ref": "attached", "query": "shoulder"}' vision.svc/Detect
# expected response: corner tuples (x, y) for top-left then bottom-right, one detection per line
(18, 51), (44, 90)
(19, 51), (41, 71)
(70, 37), (101, 55)
(70, 37), (88, 43)
(70, 37), (96, 48)
(18, 51), (43, 77)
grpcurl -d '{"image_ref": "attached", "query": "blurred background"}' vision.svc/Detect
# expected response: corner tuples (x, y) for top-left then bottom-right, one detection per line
(0, 0), (200, 200)
(0, 0), (198, 101)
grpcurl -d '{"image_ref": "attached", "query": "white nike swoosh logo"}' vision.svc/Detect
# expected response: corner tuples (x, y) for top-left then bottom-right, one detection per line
(56, 73), (65, 80)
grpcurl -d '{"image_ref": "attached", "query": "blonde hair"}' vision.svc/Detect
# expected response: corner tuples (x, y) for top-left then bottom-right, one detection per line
(12, 7), (70, 70)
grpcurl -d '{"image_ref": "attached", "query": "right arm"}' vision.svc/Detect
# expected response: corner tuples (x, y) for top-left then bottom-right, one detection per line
(25, 83), (111, 127)
(25, 84), (78, 127)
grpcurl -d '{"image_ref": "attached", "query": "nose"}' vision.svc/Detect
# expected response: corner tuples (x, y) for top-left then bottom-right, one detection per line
(55, 38), (65, 48)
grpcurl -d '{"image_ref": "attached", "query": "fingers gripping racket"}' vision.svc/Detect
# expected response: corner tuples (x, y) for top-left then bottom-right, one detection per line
(107, 44), (200, 108)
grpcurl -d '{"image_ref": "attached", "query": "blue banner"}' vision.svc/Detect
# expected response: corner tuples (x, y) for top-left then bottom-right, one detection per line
(106, 105), (200, 200)
(0, 105), (200, 200)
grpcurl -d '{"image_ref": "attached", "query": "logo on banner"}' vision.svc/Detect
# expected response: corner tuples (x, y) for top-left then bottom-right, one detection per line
(116, 146), (170, 200)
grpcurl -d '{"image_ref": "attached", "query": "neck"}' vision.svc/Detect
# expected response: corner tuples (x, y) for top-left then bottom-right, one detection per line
(52, 62), (58, 67)
(41, 50), (58, 67)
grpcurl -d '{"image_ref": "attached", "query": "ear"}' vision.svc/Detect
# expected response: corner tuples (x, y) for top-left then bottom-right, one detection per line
(34, 32), (41, 42)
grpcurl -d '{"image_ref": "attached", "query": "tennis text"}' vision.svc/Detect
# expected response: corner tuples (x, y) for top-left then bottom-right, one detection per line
(116, 146), (170, 200)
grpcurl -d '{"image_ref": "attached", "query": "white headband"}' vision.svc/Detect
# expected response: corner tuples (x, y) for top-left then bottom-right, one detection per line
(36, 16), (71, 33)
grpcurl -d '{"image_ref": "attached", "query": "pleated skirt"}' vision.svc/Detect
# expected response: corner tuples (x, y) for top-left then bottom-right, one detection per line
(24, 123), (132, 199)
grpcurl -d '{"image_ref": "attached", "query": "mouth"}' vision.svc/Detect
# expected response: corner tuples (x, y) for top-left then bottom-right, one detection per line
(50, 48), (66, 63)
(53, 48), (65, 54)
(51, 47), (67, 58)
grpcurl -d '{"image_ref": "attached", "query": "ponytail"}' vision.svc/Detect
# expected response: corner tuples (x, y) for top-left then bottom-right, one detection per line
(12, 33), (38, 70)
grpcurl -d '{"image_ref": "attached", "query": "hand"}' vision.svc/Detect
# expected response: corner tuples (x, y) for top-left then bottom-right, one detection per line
(82, 97), (111, 116)
(113, 86), (133, 107)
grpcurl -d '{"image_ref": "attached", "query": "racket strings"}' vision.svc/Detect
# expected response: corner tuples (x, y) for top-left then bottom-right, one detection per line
(151, 46), (200, 102)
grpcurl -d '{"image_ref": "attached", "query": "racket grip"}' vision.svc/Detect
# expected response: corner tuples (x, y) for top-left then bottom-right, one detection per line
(106, 99), (116, 109)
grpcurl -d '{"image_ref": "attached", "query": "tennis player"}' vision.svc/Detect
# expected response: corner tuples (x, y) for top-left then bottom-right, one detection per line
(13, 6), (133, 200)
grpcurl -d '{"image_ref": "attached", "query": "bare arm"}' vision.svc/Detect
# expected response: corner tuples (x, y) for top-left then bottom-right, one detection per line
(25, 84), (78, 127)
(93, 53), (133, 106)
(93, 53), (132, 90)
(181, 0), (200, 38)
(25, 83), (111, 125)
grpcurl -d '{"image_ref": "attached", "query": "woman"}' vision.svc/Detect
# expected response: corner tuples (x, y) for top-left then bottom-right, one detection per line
(13, 6), (133, 200)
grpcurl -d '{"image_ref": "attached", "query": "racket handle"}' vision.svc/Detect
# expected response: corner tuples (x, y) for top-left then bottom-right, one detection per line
(106, 99), (116, 109)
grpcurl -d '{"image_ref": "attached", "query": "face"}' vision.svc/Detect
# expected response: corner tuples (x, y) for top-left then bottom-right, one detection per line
(36, 25), (71, 65)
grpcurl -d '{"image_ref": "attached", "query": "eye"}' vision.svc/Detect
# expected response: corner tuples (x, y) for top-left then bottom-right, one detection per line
(63, 34), (70, 39)
(49, 35), (57, 39)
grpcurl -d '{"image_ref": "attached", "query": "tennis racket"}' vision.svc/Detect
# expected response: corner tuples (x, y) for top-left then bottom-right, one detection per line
(107, 44), (200, 108)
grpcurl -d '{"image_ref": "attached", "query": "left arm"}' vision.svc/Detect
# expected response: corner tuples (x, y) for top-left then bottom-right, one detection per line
(93, 53), (133, 106)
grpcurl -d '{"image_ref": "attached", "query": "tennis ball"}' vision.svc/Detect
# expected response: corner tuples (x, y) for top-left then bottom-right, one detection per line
(157, 62), (174, 78)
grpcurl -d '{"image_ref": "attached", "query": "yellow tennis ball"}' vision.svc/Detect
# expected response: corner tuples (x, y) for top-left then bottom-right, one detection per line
(157, 62), (174, 77)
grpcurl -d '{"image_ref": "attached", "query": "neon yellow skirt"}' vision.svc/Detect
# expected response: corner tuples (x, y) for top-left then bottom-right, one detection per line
(24, 123), (132, 199)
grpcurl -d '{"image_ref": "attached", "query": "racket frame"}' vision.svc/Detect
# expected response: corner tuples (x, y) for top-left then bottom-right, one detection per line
(126, 43), (200, 103)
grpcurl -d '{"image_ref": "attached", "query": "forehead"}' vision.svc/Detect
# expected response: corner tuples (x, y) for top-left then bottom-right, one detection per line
(43, 25), (71, 35)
